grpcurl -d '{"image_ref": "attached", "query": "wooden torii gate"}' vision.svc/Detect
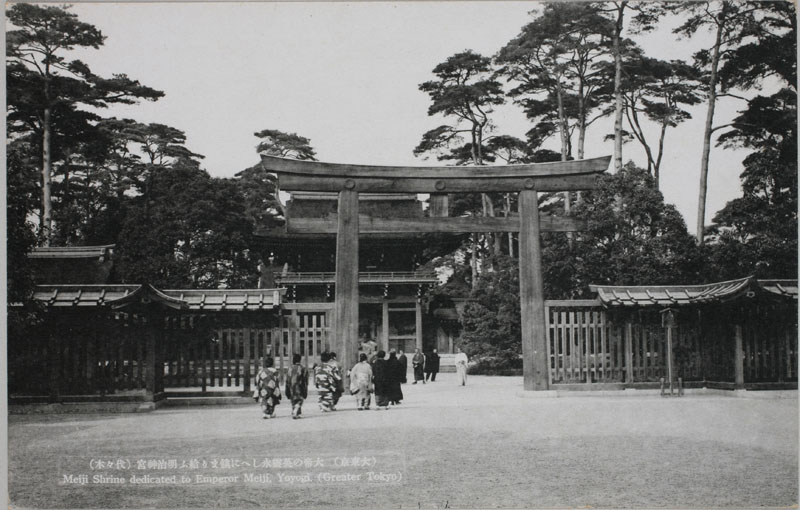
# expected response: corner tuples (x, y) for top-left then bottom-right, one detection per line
(262, 155), (610, 391)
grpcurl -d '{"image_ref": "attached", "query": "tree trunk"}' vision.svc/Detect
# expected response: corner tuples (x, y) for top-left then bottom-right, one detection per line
(655, 121), (668, 189)
(613, 1), (627, 173)
(556, 75), (573, 247)
(41, 106), (53, 246)
(696, 21), (723, 245)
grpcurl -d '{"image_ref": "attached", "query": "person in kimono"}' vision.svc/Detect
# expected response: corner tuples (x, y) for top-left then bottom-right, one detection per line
(412, 348), (426, 384)
(255, 357), (281, 419)
(285, 353), (308, 419)
(314, 352), (341, 412)
(328, 352), (345, 408)
(349, 353), (373, 410)
(371, 350), (390, 410)
(454, 347), (469, 386)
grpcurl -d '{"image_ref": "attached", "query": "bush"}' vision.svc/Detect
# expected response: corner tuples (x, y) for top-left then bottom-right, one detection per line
(467, 357), (523, 376)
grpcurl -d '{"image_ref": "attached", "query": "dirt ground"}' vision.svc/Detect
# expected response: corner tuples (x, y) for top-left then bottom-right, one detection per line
(7, 374), (799, 509)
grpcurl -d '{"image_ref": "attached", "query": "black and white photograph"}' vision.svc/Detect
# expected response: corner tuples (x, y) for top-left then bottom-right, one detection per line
(4, 1), (798, 508)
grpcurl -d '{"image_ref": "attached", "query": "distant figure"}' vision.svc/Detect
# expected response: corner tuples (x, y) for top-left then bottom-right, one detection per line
(397, 350), (408, 384)
(412, 348), (425, 384)
(255, 357), (281, 419)
(454, 347), (469, 386)
(361, 338), (378, 357)
(285, 353), (308, 419)
(372, 350), (390, 410)
(328, 352), (345, 408)
(425, 349), (440, 382)
(315, 352), (341, 412)
(387, 350), (404, 405)
(350, 353), (373, 410)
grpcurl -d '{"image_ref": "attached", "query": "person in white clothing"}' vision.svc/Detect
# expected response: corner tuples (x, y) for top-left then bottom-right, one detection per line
(454, 347), (468, 386)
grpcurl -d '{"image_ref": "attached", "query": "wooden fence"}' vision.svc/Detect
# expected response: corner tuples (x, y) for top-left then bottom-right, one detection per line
(545, 300), (797, 387)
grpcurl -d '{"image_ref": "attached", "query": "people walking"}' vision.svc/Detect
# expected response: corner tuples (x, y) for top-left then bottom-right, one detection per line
(372, 350), (390, 410)
(412, 348), (425, 384)
(285, 353), (308, 419)
(425, 349), (440, 382)
(454, 347), (468, 386)
(255, 357), (281, 419)
(387, 350), (404, 405)
(349, 353), (373, 410)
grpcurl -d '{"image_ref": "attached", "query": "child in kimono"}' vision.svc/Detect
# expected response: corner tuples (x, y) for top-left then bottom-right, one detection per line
(255, 357), (281, 419)
(285, 353), (308, 419)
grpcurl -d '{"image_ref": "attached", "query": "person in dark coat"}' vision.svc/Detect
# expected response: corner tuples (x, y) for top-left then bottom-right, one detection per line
(387, 350), (404, 405)
(425, 349), (441, 382)
(371, 350), (390, 409)
(397, 350), (408, 384)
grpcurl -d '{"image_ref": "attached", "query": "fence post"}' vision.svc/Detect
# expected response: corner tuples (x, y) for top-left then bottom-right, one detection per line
(47, 332), (61, 403)
(734, 324), (745, 389)
(625, 320), (634, 384)
(243, 325), (251, 393)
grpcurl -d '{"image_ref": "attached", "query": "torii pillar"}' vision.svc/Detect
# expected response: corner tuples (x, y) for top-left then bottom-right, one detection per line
(263, 155), (610, 391)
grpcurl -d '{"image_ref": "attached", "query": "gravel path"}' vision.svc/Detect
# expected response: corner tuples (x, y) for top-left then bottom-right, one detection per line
(8, 374), (798, 509)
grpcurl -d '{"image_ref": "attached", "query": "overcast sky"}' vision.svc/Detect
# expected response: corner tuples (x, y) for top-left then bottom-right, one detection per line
(57, 1), (765, 234)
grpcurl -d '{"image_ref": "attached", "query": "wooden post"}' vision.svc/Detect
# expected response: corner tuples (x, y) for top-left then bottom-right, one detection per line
(666, 326), (674, 395)
(518, 189), (548, 391)
(625, 321), (634, 384)
(145, 322), (157, 398)
(415, 301), (423, 352)
(243, 325), (251, 393)
(382, 301), (389, 353)
(335, 189), (359, 378)
(47, 332), (60, 403)
(734, 324), (744, 389)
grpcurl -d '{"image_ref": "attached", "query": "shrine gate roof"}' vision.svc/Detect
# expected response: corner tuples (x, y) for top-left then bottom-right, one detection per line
(590, 276), (797, 307)
(29, 284), (284, 311)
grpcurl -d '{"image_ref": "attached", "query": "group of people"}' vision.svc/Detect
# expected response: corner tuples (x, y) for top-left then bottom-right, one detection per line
(253, 346), (469, 419)
(410, 348), (441, 384)
(254, 354), (310, 419)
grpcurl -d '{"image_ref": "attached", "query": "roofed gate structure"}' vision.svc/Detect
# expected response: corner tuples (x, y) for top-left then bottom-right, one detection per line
(261, 154), (611, 391)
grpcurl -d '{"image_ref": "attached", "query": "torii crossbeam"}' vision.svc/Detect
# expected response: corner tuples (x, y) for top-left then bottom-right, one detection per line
(262, 155), (610, 391)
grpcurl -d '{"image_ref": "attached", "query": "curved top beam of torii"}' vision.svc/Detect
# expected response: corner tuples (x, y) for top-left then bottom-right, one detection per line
(260, 155), (611, 193)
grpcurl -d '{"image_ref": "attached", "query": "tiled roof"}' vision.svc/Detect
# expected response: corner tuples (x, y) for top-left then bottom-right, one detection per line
(161, 289), (283, 311)
(30, 284), (283, 311)
(590, 276), (797, 307)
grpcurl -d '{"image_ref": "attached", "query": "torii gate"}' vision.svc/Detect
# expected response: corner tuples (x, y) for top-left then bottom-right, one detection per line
(262, 155), (610, 391)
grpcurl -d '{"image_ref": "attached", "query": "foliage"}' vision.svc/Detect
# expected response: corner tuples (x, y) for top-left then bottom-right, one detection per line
(496, 3), (614, 158)
(255, 129), (317, 160)
(555, 164), (705, 296)
(6, 3), (163, 243)
(618, 51), (705, 185)
(467, 357), (522, 376)
(705, 1), (796, 278)
(459, 255), (521, 365)
(414, 50), (505, 164)
(114, 164), (259, 288)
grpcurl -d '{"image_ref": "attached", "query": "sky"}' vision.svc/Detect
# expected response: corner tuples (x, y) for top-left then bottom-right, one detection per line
(46, 2), (769, 234)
